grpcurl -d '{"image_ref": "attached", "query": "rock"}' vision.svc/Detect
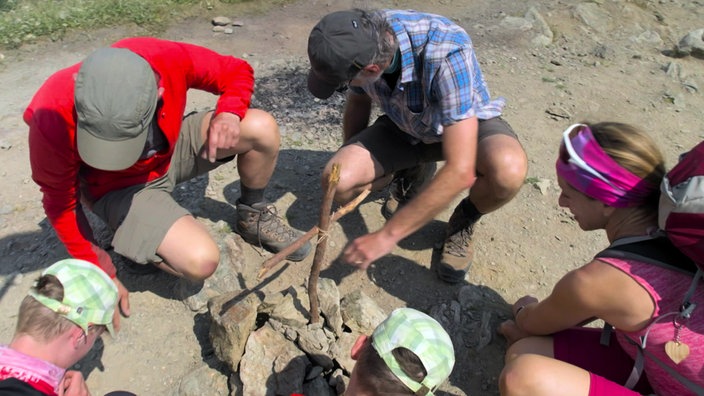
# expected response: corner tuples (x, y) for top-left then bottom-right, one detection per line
(339, 290), (386, 334)
(267, 286), (310, 328)
(328, 369), (349, 395)
(476, 311), (493, 350)
(683, 80), (699, 93)
(297, 324), (335, 370)
(525, 7), (553, 46)
(545, 105), (571, 120)
(592, 44), (614, 60)
(318, 278), (344, 336)
(458, 285), (485, 310)
(631, 30), (662, 46)
(177, 279), (211, 312)
(208, 291), (261, 371)
(664, 61), (682, 80)
(573, 2), (610, 33)
(534, 178), (551, 195)
(229, 373), (243, 396)
(676, 29), (704, 59)
(175, 363), (229, 396)
(303, 375), (336, 396)
(212, 16), (232, 26)
(329, 331), (360, 373)
(305, 365), (324, 381)
(499, 16), (532, 31)
(224, 28), (234, 34)
(239, 322), (310, 395)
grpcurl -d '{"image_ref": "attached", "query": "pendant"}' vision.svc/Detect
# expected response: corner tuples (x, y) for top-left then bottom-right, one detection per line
(664, 340), (690, 364)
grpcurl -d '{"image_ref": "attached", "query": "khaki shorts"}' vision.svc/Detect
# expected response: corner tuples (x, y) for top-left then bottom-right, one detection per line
(345, 115), (519, 174)
(91, 111), (233, 264)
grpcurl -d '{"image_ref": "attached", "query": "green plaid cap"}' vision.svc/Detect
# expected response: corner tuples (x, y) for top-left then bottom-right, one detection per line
(28, 259), (118, 337)
(372, 308), (455, 395)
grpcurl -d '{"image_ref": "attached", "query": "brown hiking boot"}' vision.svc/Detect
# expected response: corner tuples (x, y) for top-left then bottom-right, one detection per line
(382, 162), (438, 219)
(235, 201), (311, 261)
(437, 198), (478, 284)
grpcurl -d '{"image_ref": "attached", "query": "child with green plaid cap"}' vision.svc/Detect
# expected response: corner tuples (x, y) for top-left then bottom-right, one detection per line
(0, 259), (126, 396)
(346, 307), (455, 395)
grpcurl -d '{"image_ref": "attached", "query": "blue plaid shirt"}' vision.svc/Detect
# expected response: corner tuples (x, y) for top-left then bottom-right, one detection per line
(356, 10), (505, 144)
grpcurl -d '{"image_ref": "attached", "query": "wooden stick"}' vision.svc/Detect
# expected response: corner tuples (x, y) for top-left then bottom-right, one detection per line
(257, 189), (371, 279)
(308, 164), (340, 324)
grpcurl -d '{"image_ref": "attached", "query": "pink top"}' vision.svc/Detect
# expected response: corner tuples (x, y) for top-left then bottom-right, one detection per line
(599, 257), (704, 395)
(0, 345), (64, 395)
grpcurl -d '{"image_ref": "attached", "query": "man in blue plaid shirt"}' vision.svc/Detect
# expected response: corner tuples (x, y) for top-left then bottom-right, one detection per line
(307, 9), (528, 283)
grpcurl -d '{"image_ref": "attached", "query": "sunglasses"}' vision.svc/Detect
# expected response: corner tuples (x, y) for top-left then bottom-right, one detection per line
(88, 324), (106, 337)
(559, 123), (622, 191)
(335, 62), (365, 93)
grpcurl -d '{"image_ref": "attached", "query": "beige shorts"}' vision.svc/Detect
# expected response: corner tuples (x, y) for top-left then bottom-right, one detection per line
(91, 111), (233, 264)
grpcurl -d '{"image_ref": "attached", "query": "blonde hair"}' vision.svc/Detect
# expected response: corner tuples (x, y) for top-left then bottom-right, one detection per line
(15, 274), (76, 341)
(588, 121), (666, 211)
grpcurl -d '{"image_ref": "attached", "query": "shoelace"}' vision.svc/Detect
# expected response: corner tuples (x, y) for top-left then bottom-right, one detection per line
(254, 205), (297, 243)
(445, 225), (473, 257)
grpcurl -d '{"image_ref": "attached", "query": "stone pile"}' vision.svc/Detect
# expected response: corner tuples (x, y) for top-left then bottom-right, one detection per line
(207, 278), (388, 395)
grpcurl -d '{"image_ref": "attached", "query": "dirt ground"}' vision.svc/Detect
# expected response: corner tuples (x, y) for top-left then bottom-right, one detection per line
(0, 0), (703, 395)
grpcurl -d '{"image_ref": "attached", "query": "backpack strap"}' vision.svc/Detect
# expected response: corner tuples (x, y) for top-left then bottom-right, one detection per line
(595, 236), (698, 275)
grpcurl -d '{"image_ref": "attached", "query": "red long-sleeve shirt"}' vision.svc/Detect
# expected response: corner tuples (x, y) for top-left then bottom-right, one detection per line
(25, 37), (255, 275)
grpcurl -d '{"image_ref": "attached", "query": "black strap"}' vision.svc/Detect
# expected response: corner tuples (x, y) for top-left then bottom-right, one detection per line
(596, 236), (697, 275)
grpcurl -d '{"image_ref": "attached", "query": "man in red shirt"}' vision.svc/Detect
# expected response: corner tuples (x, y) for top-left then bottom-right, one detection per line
(25, 38), (311, 326)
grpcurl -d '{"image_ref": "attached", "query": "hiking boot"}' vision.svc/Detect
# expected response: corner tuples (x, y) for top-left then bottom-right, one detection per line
(437, 198), (478, 284)
(382, 162), (438, 219)
(235, 200), (311, 261)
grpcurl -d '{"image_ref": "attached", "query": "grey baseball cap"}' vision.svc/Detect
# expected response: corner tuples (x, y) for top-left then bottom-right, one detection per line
(75, 47), (158, 171)
(307, 9), (378, 99)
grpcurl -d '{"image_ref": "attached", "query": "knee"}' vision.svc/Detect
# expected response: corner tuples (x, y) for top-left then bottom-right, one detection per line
(321, 161), (356, 203)
(488, 153), (528, 200)
(242, 109), (280, 149)
(499, 354), (545, 396)
(181, 247), (219, 281)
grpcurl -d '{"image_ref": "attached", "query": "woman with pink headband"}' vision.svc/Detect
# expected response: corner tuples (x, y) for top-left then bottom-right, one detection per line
(497, 122), (704, 396)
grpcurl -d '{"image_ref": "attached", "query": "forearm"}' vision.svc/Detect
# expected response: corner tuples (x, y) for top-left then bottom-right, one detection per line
(379, 117), (478, 242)
(342, 93), (371, 142)
(382, 164), (471, 243)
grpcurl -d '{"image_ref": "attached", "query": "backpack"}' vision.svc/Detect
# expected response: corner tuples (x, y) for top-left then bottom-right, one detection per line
(595, 140), (704, 395)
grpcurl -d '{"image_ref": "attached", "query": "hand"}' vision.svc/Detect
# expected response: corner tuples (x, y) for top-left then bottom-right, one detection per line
(203, 112), (241, 162)
(513, 295), (539, 316)
(497, 319), (532, 346)
(59, 370), (91, 396)
(112, 278), (131, 333)
(342, 230), (398, 270)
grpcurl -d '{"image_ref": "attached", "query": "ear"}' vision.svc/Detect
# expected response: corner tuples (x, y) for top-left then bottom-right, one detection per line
(362, 64), (381, 74)
(350, 335), (369, 360)
(69, 326), (87, 349)
(157, 86), (165, 99)
(602, 204), (616, 218)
